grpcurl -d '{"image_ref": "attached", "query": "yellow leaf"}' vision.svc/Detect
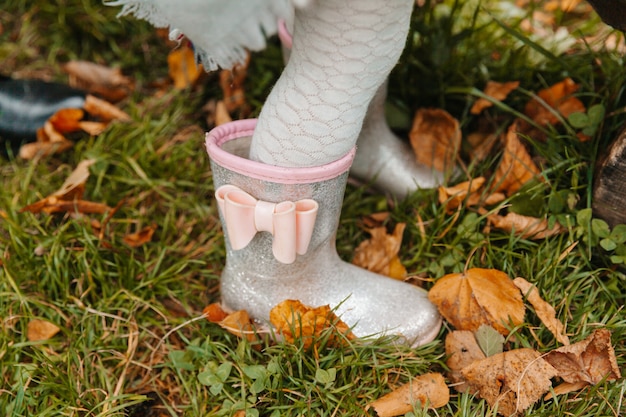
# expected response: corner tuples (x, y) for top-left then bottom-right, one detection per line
(369, 373), (449, 416)
(27, 319), (61, 341)
(352, 223), (407, 279)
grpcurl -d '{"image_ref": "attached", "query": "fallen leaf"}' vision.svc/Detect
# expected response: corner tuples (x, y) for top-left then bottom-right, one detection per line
(461, 348), (558, 416)
(219, 55), (249, 113)
(428, 268), (525, 335)
(409, 108), (461, 172)
(203, 303), (229, 323)
(215, 100), (232, 126)
(218, 309), (259, 343)
(352, 223), (407, 280)
(513, 277), (569, 345)
(83, 94), (131, 122)
(438, 177), (505, 214)
(64, 60), (133, 102)
(475, 324), (505, 357)
(369, 372), (449, 416)
(123, 224), (157, 247)
(544, 329), (621, 385)
(49, 108), (85, 133)
(545, 381), (591, 400)
(78, 121), (108, 136)
(269, 300), (355, 349)
(27, 319), (61, 341)
(467, 131), (499, 162)
(445, 330), (486, 392)
(487, 212), (565, 239)
(471, 80), (520, 115)
(492, 122), (542, 196)
(168, 44), (203, 89)
(524, 78), (585, 127)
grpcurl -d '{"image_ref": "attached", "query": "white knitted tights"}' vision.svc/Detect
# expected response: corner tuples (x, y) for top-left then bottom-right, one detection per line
(250, 0), (414, 167)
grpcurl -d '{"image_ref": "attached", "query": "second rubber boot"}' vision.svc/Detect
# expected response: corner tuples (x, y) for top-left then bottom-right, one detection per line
(206, 119), (442, 346)
(277, 19), (445, 199)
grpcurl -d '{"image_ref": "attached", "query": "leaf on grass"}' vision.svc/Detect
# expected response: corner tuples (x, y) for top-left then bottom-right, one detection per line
(487, 212), (565, 239)
(445, 330), (486, 392)
(428, 268), (525, 335)
(352, 223), (407, 280)
(19, 121), (74, 159)
(470, 80), (520, 115)
(269, 300), (355, 349)
(168, 44), (203, 89)
(544, 329), (621, 385)
(219, 55), (249, 113)
(215, 100), (233, 126)
(475, 324), (505, 357)
(524, 77), (585, 127)
(218, 309), (260, 343)
(513, 277), (569, 345)
(492, 122), (542, 196)
(27, 319), (61, 341)
(49, 108), (85, 133)
(83, 94), (131, 122)
(122, 224), (157, 247)
(409, 108), (461, 172)
(64, 60), (133, 102)
(203, 303), (229, 323)
(461, 348), (558, 416)
(438, 177), (505, 214)
(369, 372), (449, 416)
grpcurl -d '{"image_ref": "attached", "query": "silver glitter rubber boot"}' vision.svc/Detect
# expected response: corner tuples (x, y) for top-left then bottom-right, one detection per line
(277, 19), (445, 199)
(206, 119), (441, 346)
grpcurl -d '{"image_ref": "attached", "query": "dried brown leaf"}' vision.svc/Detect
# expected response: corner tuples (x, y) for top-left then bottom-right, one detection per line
(352, 223), (407, 279)
(269, 300), (355, 349)
(428, 268), (525, 335)
(445, 330), (487, 392)
(409, 108), (461, 172)
(524, 77), (585, 126)
(471, 80), (520, 115)
(27, 319), (61, 341)
(83, 94), (131, 122)
(513, 277), (569, 345)
(123, 224), (157, 247)
(219, 55), (249, 113)
(168, 45), (203, 89)
(219, 309), (259, 343)
(215, 100), (232, 126)
(203, 303), (229, 323)
(64, 60), (133, 102)
(493, 122), (542, 196)
(49, 108), (85, 133)
(461, 348), (558, 416)
(487, 212), (565, 239)
(544, 329), (621, 385)
(369, 373), (450, 416)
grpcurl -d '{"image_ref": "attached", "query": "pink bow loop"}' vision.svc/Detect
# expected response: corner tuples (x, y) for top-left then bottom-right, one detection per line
(215, 185), (318, 264)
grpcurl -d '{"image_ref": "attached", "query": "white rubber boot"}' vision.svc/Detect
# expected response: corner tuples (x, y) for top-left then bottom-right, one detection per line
(207, 119), (442, 346)
(277, 18), (445, 199)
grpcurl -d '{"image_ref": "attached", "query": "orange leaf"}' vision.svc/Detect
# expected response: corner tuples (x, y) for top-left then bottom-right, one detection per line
(524, 78), (585, 126)
(487, 212), (565, 239)
(203, 303), (229, 323)
(409, 108), (461, 172)
(461, 348), (558, 416)
(64, 60), (133, 102)
(167, 45), (203, 89)
(492, 122), (541, 195)
(369, 373), (449, 416)
(123, 224), (157, 247)
(218, 309), (259, 343)
(470, 80), (520, 115)
(544, 329), (621, 385)
(352, 223), (407, 279)
(219, 55), (249, 113)
(27, 319), (61, 341)
(428, 268), (525, 335)
(269, 300), (355, 349)
(445, 330), (486, 392)
(513, 277), (569, 345)
(49, 108), (85, 133)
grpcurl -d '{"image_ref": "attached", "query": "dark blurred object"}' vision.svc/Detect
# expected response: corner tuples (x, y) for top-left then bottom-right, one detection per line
(588, 0), (626, 32)
(593, 128), (626, 227)
(0, 76), (86, 146)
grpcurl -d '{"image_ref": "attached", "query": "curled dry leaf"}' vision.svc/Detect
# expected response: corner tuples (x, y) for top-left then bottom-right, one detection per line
(219, 309), (259, 343)
(461, 348), (558, 416)
(493, 122), (542, 196)
(269, 300), (355, 349)
(352, 223), (407, 280)
(438, 177), (505, 214)
(409, 108), (461, 172)
(83, 94), (131, 122)
(428, 268), (525, 335)
(544, 329), (621, 385)
(470, 80), (520, 115)
(123, 224), (157, 247)
(369, 372), (449, 417)
(513, 277), (569, 345)
(27, 319), (61, 341)
(445, 330), (486, 392)
(219, 55), (249, 113)
(203, 303), (229, 323)
(63, 60), (133, 102)
(524, 77), (585, 127)
(487, 212), (565, 239)
(49, 108), (84, 133)
(168, 44), (203, 89)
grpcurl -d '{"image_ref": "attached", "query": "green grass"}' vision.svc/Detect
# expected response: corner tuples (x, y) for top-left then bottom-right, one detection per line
(1, 0), (625, 416)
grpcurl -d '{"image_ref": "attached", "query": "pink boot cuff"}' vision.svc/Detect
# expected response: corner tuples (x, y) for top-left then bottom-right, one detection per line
(205, 119), (356, 184)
